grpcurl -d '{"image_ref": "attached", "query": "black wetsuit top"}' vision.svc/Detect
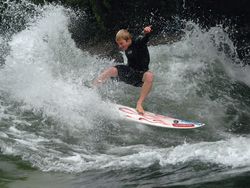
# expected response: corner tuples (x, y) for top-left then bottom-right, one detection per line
(114, 33), (151, 87)
(125, 33), (150, 72)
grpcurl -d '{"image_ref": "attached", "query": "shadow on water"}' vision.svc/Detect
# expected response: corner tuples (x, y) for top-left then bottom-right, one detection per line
(1, 153), (250, 188)
(0, 155), (31, 188)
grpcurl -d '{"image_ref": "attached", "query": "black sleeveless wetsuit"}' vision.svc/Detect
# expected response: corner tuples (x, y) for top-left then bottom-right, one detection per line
(115, 33), (150, 87)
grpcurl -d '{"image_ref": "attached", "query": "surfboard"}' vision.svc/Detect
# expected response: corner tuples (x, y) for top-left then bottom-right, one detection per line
(115, 104), (205, 129)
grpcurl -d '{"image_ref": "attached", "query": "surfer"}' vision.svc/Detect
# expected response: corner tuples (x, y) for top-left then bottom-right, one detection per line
(93, 26), (153, 115)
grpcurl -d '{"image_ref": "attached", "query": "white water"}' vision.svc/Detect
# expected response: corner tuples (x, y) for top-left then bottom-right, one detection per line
(0, 4), (117, 129)
(0, 2), (250, 174)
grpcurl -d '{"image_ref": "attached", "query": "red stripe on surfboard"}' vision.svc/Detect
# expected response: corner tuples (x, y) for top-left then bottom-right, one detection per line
(138, 117), (170, 126)
(119, 107), (137, 114)
(120, 107), (171, 126)
(172, 123), (195, 127)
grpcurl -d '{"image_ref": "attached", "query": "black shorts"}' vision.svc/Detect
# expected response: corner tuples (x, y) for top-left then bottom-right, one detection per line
(114, 65), (146, 87)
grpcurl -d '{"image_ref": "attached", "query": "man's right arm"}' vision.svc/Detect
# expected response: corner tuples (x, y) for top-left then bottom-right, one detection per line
(135, 26), (152, 45)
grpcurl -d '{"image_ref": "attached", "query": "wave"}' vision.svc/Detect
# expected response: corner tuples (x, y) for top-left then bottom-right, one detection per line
(0, 1), (250, 175)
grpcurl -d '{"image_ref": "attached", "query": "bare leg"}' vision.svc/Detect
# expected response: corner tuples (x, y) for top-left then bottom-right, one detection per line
(93, 67), (118, 86)
(136, 71), (154, 114)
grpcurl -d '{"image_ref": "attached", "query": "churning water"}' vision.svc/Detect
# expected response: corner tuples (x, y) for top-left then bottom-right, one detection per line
(0, 1), (250, 187)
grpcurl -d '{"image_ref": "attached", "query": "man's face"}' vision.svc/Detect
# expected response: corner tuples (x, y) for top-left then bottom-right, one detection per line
(116, 39), (131, 51)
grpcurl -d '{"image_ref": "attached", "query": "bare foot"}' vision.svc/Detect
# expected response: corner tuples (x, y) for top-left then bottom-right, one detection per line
(136, 104), (145, 115)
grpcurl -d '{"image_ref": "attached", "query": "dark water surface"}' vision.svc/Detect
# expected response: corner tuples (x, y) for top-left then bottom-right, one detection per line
(0, 1), (250, 187)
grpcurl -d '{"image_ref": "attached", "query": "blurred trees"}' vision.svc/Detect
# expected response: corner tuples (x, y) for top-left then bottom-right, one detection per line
(31, 0), (182, 35)
(30, 0), (250, 62)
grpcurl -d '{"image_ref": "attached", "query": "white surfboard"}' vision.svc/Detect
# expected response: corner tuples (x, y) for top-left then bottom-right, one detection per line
(115, 104), (205, 129)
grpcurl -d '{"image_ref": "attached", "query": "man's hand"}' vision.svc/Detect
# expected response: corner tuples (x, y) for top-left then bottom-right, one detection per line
(144, 25), (152, 34)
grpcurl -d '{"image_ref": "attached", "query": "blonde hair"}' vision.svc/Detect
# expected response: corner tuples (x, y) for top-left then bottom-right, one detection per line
(116, 29), (132, 41)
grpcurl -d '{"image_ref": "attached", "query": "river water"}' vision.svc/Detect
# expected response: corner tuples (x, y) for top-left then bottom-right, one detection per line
(0, 1), (250, 188)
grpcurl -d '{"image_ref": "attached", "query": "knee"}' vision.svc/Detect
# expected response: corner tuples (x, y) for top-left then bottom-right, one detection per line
(143, 72), (154, 83)
(109, 67), (118, 77)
